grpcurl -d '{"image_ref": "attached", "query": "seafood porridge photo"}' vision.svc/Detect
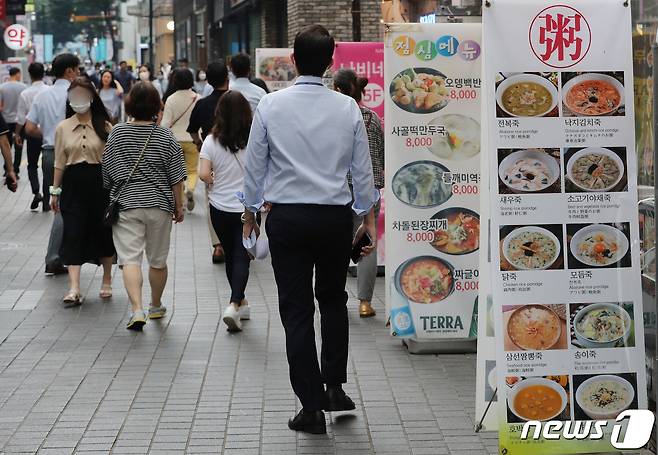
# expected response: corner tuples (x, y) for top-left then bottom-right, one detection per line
(573, 374), (637, 420)
(390, 68), (450, 114)
(498, 149), (561, 194)
(504, 304), (567, 351)
(392, 161), (453, 208)
(501, 225), (563, 271)
(565, 147), (627, 193)
(562, 72), (625, 117)
(567, 223), (631, 269)
(495, 73), (559, 118)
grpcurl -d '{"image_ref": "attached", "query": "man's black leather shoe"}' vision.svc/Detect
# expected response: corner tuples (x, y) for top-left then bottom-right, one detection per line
(324, 386), (356, 412)
(288, 409), (326, 434)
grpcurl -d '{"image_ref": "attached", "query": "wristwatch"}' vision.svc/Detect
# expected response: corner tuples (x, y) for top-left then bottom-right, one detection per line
(49, 186), (62, 196)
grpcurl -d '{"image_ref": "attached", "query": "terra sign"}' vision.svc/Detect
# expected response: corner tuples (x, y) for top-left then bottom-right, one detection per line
(529, 5), (591, 68)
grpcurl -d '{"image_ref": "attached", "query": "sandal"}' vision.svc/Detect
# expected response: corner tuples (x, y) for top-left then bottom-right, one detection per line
(99, 284), (113, 299)
(63, 290), (83, 308)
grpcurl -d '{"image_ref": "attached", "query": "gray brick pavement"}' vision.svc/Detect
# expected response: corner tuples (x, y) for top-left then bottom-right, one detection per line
(0, 176), (496, 454)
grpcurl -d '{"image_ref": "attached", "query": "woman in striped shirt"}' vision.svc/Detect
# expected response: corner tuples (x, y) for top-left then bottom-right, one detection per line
(102, 82), (187, 331)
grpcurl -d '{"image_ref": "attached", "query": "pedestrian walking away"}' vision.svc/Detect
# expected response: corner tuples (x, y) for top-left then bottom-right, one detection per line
(240, 25), (379, 435)
(98, 70), (124, 124)
(0, 67), (26, 177)
(334, 68), (385, 318)
(228, 53), (266, 112)
(188, 61), (230, 264)
(50, 77), (116, 307)
(16, 62), (49, 211)
(199, 90), (253, 332)
(102, 81), (186, 331)
(161, 69), (199, 212)
(26, 53), (81, 275)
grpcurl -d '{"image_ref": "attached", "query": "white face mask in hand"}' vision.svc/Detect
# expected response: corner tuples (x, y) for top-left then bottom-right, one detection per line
(70, 101), (91, 114)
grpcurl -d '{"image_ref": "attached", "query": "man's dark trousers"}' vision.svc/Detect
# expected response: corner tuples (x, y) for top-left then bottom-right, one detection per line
(266, 203), (353, 411)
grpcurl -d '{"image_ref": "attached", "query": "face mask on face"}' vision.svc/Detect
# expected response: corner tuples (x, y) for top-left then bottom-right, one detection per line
(139, 71), (150, 81)
(199, 72), (207, 81)
(70, 100), (91, 114)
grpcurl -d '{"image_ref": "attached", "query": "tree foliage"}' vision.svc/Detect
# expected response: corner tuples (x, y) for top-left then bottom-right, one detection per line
(36, 0), (117, 48)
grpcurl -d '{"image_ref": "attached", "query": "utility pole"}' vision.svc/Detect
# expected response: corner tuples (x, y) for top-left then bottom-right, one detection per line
(149, 0), (154, 64)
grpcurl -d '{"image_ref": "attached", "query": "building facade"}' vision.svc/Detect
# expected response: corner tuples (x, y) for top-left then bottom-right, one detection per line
(172, 0), (383, 70)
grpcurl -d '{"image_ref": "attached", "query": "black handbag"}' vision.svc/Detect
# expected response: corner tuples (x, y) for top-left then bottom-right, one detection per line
(103, 124), (156, 227)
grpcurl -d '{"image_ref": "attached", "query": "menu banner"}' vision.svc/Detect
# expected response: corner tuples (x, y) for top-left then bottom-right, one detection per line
(255, 48), (296, 91)
(483, 1), (648, 453)
(475, 96), (497, 430)
(333, 42), (385, 121)
(385, 23), (482, 339)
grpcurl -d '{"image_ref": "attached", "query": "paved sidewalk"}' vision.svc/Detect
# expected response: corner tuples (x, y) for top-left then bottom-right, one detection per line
(0, 178), (496, 455)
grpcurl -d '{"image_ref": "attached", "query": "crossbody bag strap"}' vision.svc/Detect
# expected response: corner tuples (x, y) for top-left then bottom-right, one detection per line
(111, 124), (157, 203)
(170, 95), (197, 129)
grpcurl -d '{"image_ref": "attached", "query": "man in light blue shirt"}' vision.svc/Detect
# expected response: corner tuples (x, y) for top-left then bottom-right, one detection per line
(241, 25), (379, 435)
(26, 53), (80, 275)
(228, 53), (266, 112)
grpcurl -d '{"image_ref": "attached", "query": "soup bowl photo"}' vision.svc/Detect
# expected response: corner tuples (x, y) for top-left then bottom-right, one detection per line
(506, 304), (561, 351)
(508, 377), (568, 422)
(575, 375), (635, 420)
(498, 149), (561, 193)
(566, 147), (625, 192)
(573, 303), (632, 349)
(394, 256), (455, 305)
(502, 226), (561, 271)
(563, 73), (625, 116)
(569, 224), (629, 268)
(496, 74), (559, 117)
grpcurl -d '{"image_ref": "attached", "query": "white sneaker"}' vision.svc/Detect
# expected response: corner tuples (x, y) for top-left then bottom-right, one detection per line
(238, 300), (250, 320)
(223, 304), (242, 332)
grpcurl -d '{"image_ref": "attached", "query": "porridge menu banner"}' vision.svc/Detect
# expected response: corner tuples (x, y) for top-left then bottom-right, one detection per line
(483, 0), (648, 453)
(384, 23), (482, 340)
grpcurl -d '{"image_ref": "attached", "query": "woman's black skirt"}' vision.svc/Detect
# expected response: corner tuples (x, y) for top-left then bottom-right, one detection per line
(59, 162), (116, 265)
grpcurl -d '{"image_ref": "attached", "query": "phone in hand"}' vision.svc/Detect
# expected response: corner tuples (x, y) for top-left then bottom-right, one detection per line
(351, 231), (373, 264)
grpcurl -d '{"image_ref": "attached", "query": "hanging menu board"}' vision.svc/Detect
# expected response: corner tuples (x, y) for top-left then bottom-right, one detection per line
(483, 1), (648, 453)
(385, 23), (482, 339)
(255, 48), (296, 92)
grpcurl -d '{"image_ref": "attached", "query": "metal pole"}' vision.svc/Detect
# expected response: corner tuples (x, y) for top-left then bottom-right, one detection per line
(149, 0), (154, 65)
(644, 36), (658, 453)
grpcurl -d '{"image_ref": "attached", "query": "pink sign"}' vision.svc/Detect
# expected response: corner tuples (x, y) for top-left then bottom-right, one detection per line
(332, 42), (384, 122)
(333, 42), (385, 267)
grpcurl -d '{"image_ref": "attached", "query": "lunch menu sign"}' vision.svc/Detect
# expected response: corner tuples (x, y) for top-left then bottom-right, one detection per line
(384, 22), (482, 340)
(483, 0), (648, 453)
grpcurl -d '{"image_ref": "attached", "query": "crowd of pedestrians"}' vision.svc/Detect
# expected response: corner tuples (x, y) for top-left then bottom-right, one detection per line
(1, 24), (384, 435)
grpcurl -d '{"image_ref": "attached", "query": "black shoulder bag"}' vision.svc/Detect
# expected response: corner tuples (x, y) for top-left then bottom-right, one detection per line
(103, 124), (156, 227)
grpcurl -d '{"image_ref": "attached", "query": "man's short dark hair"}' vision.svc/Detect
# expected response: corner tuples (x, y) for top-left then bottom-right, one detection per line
(125, 82), (161, 120)
(119, 60), (127, 66)
(8, 67), (20, 77)
(178, 58), (189, 64)
(293, 25), (334, 77)
(28, 62), (44, 81)
(172, 68), (194, 90)
(51, 54), (80, 78)
(230, 53), (251, 78)
(206, 61), (228, 88)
